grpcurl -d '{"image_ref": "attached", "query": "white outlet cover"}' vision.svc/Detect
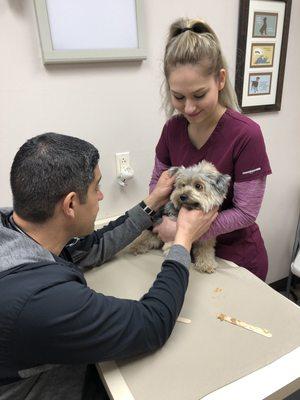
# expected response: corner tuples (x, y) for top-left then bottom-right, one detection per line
(115, 152), (130, 176)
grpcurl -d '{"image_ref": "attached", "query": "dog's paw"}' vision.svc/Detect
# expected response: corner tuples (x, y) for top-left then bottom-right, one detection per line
(127, 230), (163, 256)
(162, 242), (173, 257)
(127, 243), (151, 256)
(194, 259), (217, 274)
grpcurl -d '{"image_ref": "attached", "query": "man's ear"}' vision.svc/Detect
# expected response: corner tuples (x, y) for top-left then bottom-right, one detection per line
(62, 192), (77, 219)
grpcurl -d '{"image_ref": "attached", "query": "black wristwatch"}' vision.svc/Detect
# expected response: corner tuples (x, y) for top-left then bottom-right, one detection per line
(139, 200), (156, 217)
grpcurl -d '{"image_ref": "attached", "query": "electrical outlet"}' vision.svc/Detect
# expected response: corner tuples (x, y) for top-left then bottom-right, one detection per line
(115, 152), (130, 176)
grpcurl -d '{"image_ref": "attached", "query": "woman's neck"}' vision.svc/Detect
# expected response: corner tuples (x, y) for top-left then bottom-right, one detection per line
(191, 104), (226, 133)
(188, 105), (226, 149)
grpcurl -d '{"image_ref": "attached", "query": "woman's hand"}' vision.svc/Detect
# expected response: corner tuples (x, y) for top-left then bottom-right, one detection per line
(153, 216), (177, 242)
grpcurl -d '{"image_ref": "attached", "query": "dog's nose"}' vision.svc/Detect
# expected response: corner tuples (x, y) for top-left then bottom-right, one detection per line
(180, 194), (188, 202)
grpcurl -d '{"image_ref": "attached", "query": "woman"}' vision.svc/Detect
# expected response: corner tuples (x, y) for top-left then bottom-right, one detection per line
(150, 18), (272, 280)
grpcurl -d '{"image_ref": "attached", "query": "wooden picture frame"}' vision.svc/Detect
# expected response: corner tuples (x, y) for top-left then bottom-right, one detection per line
(34, 0), (146, 64)
(235, 0), (292, 113)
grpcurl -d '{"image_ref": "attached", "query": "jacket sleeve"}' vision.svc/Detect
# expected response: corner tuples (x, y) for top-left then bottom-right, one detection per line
(13, 246), (190, 366)
(65, 204), (153, 269)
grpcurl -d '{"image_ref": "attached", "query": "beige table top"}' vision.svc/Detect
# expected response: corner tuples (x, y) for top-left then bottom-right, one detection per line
(85, 251), (300, 400)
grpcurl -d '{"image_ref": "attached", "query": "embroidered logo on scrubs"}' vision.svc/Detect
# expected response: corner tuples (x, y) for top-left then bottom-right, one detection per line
(242, 167), (261, 175)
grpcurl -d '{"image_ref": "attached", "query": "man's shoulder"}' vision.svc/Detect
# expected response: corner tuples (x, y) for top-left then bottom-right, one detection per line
(0, 260), (86, 344)
(0, 260), (84, 294)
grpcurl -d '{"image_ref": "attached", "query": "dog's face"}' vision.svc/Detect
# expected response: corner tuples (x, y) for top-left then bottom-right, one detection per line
(169, 161), (231, 213)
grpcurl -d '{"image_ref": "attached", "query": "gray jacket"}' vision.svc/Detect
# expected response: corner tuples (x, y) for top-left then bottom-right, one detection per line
(0, 205), (190, 399)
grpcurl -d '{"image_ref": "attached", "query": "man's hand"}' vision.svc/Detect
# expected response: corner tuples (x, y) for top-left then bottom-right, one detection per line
(174, 208), (218, 252)
(153, 216), (176, 242)
(143, 171), (175, 211)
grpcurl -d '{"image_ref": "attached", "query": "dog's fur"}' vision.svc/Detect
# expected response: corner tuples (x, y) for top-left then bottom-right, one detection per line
(129, 160), (231, 273)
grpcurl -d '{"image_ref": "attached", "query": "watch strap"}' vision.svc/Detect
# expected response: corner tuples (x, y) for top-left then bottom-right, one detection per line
(139, 200), (156, 217)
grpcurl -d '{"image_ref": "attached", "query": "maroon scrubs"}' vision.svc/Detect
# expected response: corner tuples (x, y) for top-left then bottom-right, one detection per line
(156, 108), (272, 280)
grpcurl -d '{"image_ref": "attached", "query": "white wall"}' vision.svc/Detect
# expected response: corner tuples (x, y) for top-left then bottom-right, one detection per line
(0, 0), (299, 283)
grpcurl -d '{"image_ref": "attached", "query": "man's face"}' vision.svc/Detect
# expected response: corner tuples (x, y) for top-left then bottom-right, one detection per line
(75, 165), (103, 236)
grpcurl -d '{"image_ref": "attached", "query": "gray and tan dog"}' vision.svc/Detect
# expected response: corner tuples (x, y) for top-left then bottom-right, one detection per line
(129, 160), (230, 273)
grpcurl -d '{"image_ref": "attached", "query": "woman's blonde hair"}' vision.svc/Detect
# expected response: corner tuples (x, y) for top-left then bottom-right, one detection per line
(162, 18), (240, 117)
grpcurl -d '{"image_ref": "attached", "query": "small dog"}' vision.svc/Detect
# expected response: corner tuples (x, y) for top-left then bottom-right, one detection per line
(129, 160), (231, 273)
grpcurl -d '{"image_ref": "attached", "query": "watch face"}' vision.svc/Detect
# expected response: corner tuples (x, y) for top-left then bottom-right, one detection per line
(140, 201), (155, 216)
(147, 208), (156, 216)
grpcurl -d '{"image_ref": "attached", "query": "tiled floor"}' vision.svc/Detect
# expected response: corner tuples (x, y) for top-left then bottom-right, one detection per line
(280, 289), (300, 305)
(275, 280), (300, 305)
(274, 288), (300, 400)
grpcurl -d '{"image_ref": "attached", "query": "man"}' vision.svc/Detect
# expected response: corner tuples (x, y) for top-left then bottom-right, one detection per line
(0, 133), (217, 399)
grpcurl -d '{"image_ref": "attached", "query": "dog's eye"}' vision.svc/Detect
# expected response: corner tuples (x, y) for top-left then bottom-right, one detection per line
(180, 183), (186, 188)
(195, 183), (203, 190)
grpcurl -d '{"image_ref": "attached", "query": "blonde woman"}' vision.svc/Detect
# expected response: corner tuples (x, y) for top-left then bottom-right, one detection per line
(150, 18), (272, 281)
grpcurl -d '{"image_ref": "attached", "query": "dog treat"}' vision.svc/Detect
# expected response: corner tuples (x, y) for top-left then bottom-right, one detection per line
(214, 287), (223, 293)
(217, 313), (272, 338)
(176, 316), (191, 324)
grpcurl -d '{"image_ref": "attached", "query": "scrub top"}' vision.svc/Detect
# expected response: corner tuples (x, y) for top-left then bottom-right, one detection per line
(156, 108), (272, 280)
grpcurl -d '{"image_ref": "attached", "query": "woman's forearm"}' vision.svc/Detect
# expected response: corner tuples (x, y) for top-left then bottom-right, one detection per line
(149, 156), (170, 193)
(200, 177), (266, 240)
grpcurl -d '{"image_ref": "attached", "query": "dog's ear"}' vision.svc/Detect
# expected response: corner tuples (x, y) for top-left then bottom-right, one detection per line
(214, 173), (231, 197)
(168, 166), (180, 177)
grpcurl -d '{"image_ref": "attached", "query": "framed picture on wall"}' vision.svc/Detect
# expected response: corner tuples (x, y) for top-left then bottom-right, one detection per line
(34, 0), (146, 64)
(248, 72), (272, 95)
(235, 0), (292, 113)
(252, 12), (278, 37)
(250, 43), (275, 67)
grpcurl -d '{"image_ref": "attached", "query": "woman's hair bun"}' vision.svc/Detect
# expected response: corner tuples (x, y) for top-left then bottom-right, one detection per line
(172, 21), (209, 38)
(190, 22), (209, 34)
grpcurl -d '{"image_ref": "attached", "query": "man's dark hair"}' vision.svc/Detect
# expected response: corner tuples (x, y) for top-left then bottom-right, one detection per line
(10, 132), (100, 223)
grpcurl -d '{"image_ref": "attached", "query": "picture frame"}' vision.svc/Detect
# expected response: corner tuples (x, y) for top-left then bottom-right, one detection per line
(235, 0), (292, 113)
(34, 0), (146, 64)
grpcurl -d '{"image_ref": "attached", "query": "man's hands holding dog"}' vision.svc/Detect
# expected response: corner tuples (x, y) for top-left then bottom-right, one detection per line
(155, 208), (218, 252)
(153, 216), (177, 242)
(174, 208), (218, 251)
(143, 171), (175, 211)
(142, 170), (217, 251)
